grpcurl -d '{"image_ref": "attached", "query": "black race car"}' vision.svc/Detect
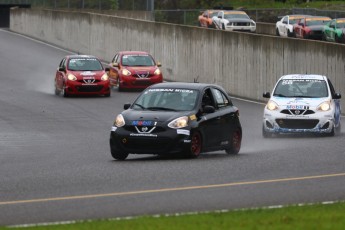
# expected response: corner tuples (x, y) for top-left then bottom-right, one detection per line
(109, 82), (242, 160)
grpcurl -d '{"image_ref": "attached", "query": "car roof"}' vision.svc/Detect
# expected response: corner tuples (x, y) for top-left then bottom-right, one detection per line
(148, 82), (224, 91)
(223, 10), (247, 15)
(279, 74), (327, 81)
(67, 55), (98, 59)
(118, 51), (149, 55)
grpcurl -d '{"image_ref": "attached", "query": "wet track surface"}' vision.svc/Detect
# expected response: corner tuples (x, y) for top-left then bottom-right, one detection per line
(1, 29), (345, 226)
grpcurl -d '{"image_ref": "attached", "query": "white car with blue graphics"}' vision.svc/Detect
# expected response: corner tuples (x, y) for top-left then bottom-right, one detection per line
(263, 74), (341, 137)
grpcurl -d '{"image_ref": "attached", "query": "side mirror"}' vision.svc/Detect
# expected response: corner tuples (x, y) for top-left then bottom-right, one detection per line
(203, 105), (215, 114)
(124, 103), (131, 110)
(156, 62), (162, 67)
(334, 93), (341, 99)
(112, 63), (119, 67)
(58, 67), (65, 72)
(263, 92), (271, 98)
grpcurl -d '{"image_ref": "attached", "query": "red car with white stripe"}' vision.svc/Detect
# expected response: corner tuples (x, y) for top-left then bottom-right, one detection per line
(54, 55), (111, 97)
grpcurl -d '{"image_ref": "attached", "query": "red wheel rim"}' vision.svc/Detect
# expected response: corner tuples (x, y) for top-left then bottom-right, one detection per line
(191, 132), (201, 156)
(232, 129), (242, 152)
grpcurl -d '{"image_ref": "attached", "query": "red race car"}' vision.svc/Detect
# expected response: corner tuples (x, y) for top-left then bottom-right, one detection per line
(54, 55), (111, 97)
(294, 16), (331, 40)
(108, 51), (163, 91)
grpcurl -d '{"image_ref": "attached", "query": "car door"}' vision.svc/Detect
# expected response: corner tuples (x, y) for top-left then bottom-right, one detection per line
(210, 87), (239, 145)
(328, 79), (341, 126)
(197, 88), (222, 149)
(281, 16), (288, 37)
(55, 58), (66, 90)
(109, 53), (120, 86)
(327, 20), (336, 41)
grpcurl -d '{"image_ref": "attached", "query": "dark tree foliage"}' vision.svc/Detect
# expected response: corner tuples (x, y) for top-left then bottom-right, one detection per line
(155, 0), (224, 10)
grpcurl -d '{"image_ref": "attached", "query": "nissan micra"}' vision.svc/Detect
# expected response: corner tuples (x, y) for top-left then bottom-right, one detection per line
(263, 74), (341, 137)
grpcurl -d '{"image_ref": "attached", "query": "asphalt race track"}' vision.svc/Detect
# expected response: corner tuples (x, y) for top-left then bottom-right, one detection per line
(1, 29), (345, 226)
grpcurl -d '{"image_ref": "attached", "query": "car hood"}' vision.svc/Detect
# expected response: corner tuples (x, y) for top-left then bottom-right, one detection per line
(125, 66), (157, 74)
(272, 96), (329, 108)
(71, 70), (105, 79)
(226, 18), (253, 23)
(122, 109), (192, 123)
(309, 25), (324, 31)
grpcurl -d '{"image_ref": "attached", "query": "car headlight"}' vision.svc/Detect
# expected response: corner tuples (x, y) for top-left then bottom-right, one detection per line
(101, 73), (109, 81)
(154, 68), (161, 75)
(168, 116), (189, 129)
(114, 114), (125, 127)
(122, 69), (131, 76)
(266, 100), (279, 111)
(67, 73), (77, 81)
(317, 101), (331, 111)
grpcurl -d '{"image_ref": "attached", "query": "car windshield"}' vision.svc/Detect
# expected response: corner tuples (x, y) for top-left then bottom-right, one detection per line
(210, 11), (219, 17)
(68, 58), (103, 71)
(306, 18), (331, 26)
(121, 55), (155, 67)
(273, 79), (328, 98)
(132, 88), (199, 111)
(224, 13), (249, 20)
(336, 21), (345, 28)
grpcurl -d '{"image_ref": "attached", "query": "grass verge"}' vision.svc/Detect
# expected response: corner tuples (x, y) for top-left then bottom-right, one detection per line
(3, 201), (345, 230)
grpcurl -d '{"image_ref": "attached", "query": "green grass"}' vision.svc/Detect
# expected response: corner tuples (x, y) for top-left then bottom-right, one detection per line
(3, 202), (345, 229)
(227, 0), (345, 10)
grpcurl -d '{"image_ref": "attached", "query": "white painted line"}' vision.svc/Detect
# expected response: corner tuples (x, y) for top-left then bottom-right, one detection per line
(8, 200), (344, 228)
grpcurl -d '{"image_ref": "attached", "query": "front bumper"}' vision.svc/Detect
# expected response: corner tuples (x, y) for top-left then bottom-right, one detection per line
(110, 126), (191, 154)
(263, 109), (335, 134)
(225, 25), (256, 32)
(65, 81), (110, 95)
(120, 75), (163, 89)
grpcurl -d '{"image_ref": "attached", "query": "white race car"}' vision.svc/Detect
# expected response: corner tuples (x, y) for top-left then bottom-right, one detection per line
(212, 10), (256, 32)
(263, 74), (342, 137)
(275, 15), (309, 37)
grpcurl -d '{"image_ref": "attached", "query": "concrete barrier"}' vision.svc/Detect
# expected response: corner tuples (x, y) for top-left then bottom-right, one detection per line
(10, 9), (345, 112)
(256, 22), (276, 36)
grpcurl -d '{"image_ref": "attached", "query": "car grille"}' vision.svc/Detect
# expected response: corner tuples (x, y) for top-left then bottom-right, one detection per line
(77, 79), (101, 84)
(135, 72), (151, 78)
(120, 137), (171, 151)
(123, 126), (165, 133)
(234, 22), (250, 26)
(280, 109), (315, 115)
(76, 85), (103, 92)
(275, 119), (319, 129)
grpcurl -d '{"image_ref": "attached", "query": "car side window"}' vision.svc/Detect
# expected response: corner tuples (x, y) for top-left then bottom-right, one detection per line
(201, 88), (215, 109)
(283, 17), (288, 24)
(327, 79), (336, 97)
(211, 88), (232, 108)
(59, 58), (66, 68)
(112, 54), (119, 63)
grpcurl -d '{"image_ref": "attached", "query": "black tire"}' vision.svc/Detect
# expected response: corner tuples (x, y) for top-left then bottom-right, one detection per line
(104, 92), (111, 97)
(226, 127), (242, 154)
(276, 28), (280, 36)
(335, 122), (341, 134)
(117, 77), (122, 92)
(111, 150), (129, 160)
(262, 125), (272, 138)
(62, 85), (69, 97)
(328, 126), (335, 137)
(185, 131), (202, 158)
(222, 24), (225, 30)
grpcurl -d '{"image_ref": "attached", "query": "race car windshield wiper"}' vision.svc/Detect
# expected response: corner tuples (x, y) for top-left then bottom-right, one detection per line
(273, 94), (288, 97)
(146, 107), (177, 111)
(133, 103), (146, 110)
